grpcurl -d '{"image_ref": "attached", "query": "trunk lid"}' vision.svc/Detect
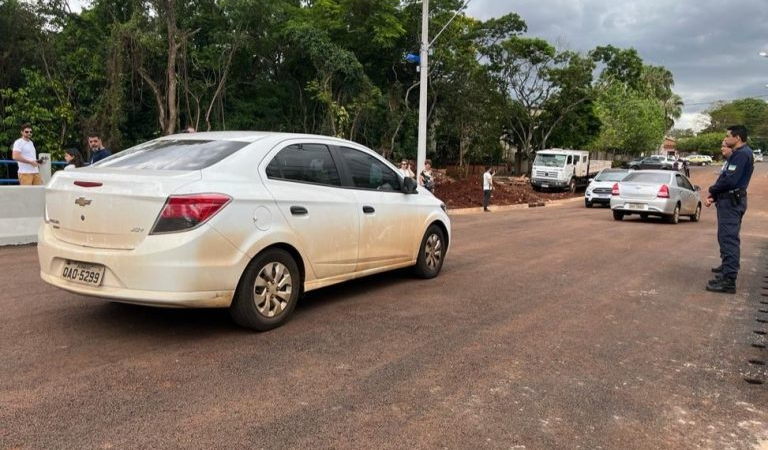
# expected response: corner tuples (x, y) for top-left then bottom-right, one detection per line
(45, 169), (201, 249)
(619, 182), (663, 200)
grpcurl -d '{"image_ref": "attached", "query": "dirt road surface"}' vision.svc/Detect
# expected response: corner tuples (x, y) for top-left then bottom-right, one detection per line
(2, 164), (768, 450)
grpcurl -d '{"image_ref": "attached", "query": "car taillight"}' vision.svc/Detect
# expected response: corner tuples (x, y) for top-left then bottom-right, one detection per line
(611, 183), (619, 196)
(657, 184), (670, 198)
(150, 193), (231, 234)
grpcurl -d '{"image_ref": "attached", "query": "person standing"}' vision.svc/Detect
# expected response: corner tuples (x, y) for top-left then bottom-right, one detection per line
(87, 132), (111, 165)
(398, 159), (414, 178)
(704, 125), (754, 294)
(63, 148), (85, 170)
(11, 124), (43, 185)
(483, 165), (494, 212)
(419, 159), (434, 192)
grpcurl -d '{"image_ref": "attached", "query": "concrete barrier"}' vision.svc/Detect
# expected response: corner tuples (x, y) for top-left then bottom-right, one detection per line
(0, 185), (45, 245)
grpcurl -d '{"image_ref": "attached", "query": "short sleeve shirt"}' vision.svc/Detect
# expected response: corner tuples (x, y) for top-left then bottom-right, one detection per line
(13, 138), (38, 174)
(483, 171), (493, 190)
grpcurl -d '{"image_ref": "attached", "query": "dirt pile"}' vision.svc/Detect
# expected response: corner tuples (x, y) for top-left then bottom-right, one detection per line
(431, 173), (579, 209)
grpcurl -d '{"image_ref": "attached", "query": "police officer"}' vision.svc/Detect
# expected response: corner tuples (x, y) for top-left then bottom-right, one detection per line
(704, 125), (754, 294)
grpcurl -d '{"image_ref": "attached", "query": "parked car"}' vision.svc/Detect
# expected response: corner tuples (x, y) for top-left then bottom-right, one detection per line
(686, 154), (712, 166)
(754, 149), (763, 162)
(609, 170), (701, 224)
(37, 132), (451, 330)
(628, 155), (675, 170)
(584, 168), (631, 208)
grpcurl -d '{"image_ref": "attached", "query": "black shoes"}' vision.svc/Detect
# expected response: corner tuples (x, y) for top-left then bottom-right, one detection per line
(711, 266), (722, 273)
(706, 276), (736, 294)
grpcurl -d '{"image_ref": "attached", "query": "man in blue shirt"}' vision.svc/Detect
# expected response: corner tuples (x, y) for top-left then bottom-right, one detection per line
(704, 125), (754, 293)
(88, 132), (112, 165)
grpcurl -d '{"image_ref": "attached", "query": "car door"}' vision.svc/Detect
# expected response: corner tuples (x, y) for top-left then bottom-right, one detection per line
(335, 146), (418, 271)
(262, 143), (359, 279)
(674, 173), (696, 213)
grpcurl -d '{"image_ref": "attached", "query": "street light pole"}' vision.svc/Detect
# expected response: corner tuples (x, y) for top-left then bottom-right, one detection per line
(417, 0), (429, 180)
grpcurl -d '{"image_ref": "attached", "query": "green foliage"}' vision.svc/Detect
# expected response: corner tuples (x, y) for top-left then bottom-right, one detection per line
(705, 98), (768, 141)
(675, 131), (723, 156)
(590, 81), (666, 154)
(0, 0), (687, 169)
(0, 70), (75, 159)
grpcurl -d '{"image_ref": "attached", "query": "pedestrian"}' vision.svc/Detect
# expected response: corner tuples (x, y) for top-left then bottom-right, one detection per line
(11, 123), (43, 185)
(704, 126), (754, 294)
(683, 159), (690, 177)
(87, 132), (111, 165)
(419, 159), (434, 192)
(181, 125), (196, 133)
(673, 159), (680, 172)
(398, 159), (414, 178)
(483, 165), (494, 212)
(63, 148), (85, 170)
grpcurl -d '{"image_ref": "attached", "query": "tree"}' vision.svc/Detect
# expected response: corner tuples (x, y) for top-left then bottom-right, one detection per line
(590, 80), (666, 155)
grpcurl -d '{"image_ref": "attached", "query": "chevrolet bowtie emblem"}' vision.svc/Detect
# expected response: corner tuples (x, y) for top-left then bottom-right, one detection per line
(75, 197), (92, 207)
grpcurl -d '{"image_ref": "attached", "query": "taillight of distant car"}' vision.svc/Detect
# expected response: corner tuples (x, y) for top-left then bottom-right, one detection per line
(150, 193), (231, 234)
(657, 185), (670, 199)
(611, 183), (619, 196)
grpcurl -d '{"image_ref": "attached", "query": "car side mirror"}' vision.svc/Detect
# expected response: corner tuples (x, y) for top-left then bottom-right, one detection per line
(402, 176), (418, 194)
(694, 185), (700, 191)
(588, 178), (594, 182)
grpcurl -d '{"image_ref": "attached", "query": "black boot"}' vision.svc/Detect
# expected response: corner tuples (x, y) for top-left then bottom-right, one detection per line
(706, 276), (736, 294)
(711, 265), (722, 273)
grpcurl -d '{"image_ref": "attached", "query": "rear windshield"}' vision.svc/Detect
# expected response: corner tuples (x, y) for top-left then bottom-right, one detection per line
(623, 172), (671, 184)
(595, 170), (628, 182)
(95, 139), (248, 170)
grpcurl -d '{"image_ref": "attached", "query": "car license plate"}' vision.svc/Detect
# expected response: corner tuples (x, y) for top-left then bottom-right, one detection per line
(627, 203), (647, 210)
(61, 261), (105, 286)
(541, 184), (549, 188)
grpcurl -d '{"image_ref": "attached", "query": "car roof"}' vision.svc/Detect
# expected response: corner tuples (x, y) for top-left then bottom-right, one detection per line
(155, 131), (363, 146)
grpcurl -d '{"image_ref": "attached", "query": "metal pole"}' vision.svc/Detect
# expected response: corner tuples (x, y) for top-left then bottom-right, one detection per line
(417, 0), (429, 180)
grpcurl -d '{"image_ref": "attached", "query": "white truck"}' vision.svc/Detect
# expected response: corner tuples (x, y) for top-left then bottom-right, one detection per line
(530, 149), (613, 192)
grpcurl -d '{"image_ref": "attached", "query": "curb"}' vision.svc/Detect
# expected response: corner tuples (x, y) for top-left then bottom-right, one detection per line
(447, 196), (583, 216)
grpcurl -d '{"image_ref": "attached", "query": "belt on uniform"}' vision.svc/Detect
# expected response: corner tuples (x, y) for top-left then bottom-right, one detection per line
(716, 190), (747, 200)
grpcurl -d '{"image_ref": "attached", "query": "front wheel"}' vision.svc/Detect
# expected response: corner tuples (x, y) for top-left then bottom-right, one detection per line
(413, 225), (446, 279)
(585, 199), (593, 208)
(568, 178), (576, 193)
(230, 249), (301, 331)
(690, 203), (701, 222)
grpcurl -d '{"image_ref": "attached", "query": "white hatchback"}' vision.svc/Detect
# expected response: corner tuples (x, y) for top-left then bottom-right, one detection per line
(38, 132), (451, 330)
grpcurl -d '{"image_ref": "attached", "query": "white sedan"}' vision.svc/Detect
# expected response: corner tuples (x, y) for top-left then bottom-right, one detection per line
(609, 170), (702, 224)
(38, 132), (451, 330)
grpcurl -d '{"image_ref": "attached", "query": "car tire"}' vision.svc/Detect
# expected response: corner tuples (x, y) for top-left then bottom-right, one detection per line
(612, 211), (624, 221)
(640, 213), (649, 221)
(585, 199), (593, 208)
(413, 224), (446, 279)
(630, 165), (640, 170)
(667, 204), (680, 224)
(568, 178), (576, 193)
(230, 248), (301, 331)
(690, 203), (701, 222)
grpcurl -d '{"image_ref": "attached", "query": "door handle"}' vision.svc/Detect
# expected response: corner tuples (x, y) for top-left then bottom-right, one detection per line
(362, 206), (375, 214)
(290, 206), (308, 215)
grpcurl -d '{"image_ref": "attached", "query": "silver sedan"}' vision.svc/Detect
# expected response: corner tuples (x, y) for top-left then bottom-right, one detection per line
(609, 170), (702, 224)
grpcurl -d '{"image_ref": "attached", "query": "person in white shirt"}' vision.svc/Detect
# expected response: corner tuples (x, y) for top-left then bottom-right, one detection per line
(483, 166), (494, 212)
(398, 159), (414, 178)
(12, 124), (43, 185)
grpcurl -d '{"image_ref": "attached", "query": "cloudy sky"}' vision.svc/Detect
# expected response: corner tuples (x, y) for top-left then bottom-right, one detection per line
(465, 0), (768, 130)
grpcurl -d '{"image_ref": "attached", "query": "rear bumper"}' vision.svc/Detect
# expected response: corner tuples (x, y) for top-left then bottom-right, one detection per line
(37, 223), (247, 308)
(609, 198), (675, 215)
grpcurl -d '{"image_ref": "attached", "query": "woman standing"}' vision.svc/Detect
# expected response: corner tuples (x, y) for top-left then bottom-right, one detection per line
(63, 148), (85, 170)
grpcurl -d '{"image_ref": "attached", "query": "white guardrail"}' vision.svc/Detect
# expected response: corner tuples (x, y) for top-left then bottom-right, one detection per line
(0, 154), (51, 246)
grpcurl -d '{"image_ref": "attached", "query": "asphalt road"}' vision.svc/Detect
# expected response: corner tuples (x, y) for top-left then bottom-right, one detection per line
(2, 164), (768, 450)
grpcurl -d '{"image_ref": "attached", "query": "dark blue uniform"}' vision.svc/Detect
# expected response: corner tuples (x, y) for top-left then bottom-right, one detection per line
(708, 145), (754, 280)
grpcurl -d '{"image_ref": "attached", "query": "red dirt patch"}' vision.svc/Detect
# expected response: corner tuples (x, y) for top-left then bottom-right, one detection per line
(431, 173), (579, 209)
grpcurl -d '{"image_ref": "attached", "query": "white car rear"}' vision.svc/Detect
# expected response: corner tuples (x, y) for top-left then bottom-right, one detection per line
(38, 132), (451, 330)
